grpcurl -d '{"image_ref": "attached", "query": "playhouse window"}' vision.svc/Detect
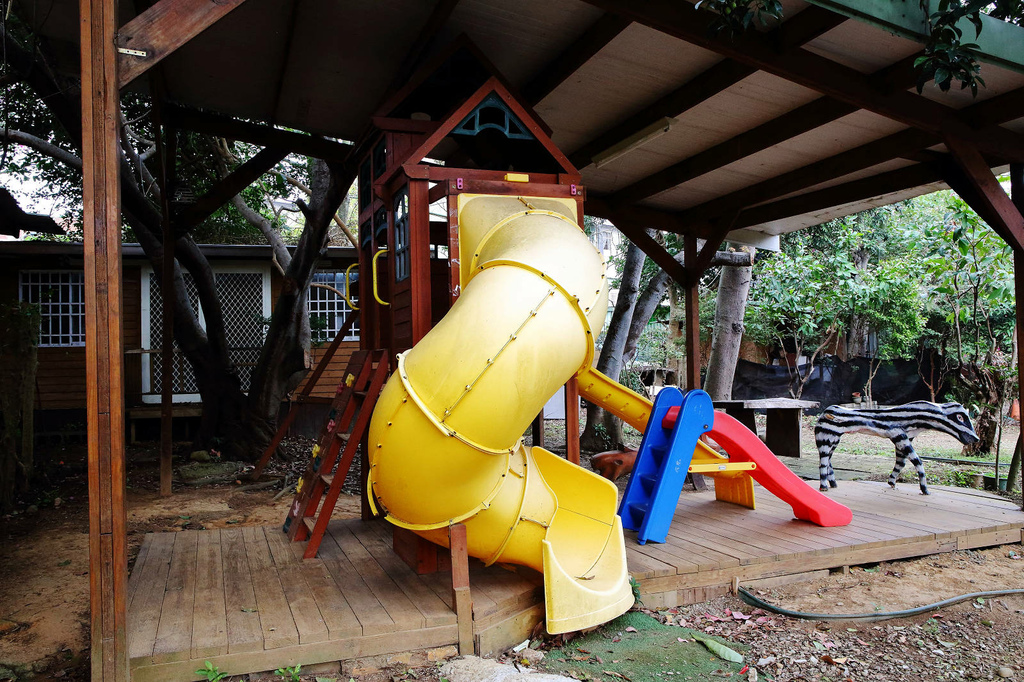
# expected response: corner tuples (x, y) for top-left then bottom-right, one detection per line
(19, 270), (86, 347)
(394, 189), (410, 282)
(308, 271), (359, 342)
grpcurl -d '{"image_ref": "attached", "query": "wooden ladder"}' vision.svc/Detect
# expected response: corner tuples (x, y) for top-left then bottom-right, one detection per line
(282, 348), (389, 559)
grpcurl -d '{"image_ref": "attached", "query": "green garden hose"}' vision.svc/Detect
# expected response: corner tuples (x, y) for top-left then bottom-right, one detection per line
(738, 586), (1024, 622)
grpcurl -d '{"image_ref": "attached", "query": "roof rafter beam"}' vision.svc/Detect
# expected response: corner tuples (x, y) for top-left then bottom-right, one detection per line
(175, 146), (290, 232)
(117, 0), (252, 89)
(568, 5), (846, 170)
(728, 163), (944, 231)
(608, 48), (926, 205)
(523, 13), (631, 106)
(163, 104), (352, 162)
(583, 0), (1024, 162)
(679, 85), (1024, 229)
(943, 133), (1024, 252)
(387, 0), (462, 94)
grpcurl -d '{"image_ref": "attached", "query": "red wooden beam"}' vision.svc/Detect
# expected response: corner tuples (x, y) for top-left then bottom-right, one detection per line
(81, 0), (129, 677)
(568, 6), (845, 170)
(117, 0), (251, 89)
(523, 13), (631, 105)
(582, 0), (1024, 162)
(943, 134), (1024, 252)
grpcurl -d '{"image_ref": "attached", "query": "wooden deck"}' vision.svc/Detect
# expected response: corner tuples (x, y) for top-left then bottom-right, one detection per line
(127, 481), (1024, 681)
(627, 481), (1024, 606)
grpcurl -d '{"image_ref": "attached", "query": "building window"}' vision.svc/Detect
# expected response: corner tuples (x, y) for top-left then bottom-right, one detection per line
(308, 271), (359, 342)
(19, 271), (86, 347)
(394, 188), (410, 282)
(142, 265), (271, 402)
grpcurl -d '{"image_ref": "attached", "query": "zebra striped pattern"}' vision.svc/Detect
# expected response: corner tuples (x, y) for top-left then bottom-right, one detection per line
(814, 401), (979, 495)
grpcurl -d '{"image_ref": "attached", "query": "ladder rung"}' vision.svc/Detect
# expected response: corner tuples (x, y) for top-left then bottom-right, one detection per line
(320, 473), (334, 487)
(302, 516), (316, 533)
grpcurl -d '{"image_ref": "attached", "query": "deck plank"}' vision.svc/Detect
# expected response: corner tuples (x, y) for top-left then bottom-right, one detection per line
(349, 523), (456, 628)
(330, 523), (426, 630)
(318, 525), (398, 635)
(128, 532), (175, 661)
(152, 530), (198, 663)
(126, 535), (152, 611)
(263, 528), (329, 644)
(191, 530), (228, 660)
(220, 528), (264, 654)
(242, 527), (300, 649)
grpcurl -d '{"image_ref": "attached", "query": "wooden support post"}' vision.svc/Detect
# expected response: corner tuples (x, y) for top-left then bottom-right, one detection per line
(1011, 164), (1024, 506)
(682, 235), (701, 391)
(532, 412), (545, 448)
(565, 375), (580, 465)
(81, 0), (128, 677)
(361, 430), (373, 521)
(682, 235), (706, 490)
(449, 523), (474, 655)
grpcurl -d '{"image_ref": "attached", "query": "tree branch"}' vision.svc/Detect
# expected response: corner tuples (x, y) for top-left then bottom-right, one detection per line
(0, 128), (82, 170)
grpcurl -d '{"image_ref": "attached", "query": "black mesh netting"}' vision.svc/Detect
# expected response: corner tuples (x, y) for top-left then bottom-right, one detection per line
(730, 356), (941, 415)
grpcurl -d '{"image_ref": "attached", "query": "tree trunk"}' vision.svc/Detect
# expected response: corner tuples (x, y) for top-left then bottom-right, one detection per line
(703, 246), (754, 400)
(623, 270), (670, 365)
(581, 237), (647, 452)
(846, 248), (870, 358)
(228, 160), (347, 458)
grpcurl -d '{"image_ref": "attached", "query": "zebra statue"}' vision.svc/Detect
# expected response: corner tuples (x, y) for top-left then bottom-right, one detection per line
(815, 401), (979, 495)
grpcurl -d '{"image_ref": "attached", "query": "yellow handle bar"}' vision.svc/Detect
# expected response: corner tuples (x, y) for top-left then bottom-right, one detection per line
(343, 263), (359, 311)
(372, 248), (390, 306)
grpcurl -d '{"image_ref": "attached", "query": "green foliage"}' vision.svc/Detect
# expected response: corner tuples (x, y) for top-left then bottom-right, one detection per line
(856, 256), (926, 362)
(694, 0), (784, 35)
(276, 663), (302, 681)
(195, 661), (228, 682)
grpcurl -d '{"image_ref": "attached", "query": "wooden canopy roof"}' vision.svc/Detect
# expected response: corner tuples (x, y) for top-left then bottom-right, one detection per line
(26, 0), (1024, 247)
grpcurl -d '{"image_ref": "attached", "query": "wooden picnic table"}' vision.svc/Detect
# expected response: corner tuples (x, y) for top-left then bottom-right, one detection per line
(712, 398), (819, 458)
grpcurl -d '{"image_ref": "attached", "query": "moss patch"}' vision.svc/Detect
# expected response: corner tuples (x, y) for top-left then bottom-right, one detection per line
(539, 611), (747, 681)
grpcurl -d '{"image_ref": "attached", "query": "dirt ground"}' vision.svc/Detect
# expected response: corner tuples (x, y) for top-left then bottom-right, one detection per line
(2, 418), (1023, 682)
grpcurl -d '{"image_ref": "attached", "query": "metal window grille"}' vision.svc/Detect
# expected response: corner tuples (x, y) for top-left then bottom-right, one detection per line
(308, 271), (359, 342)
(149, 272), (201, 394)
(394, 188), (410, 282)
(216, 272), (265, 390)
(19, 271), (86, 347)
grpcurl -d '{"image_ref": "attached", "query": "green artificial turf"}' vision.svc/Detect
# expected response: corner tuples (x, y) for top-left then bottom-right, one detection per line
(538, 611), (747, 682)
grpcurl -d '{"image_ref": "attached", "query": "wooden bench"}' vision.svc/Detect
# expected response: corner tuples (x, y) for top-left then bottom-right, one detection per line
(712, 398), (819, 458)
(126, 404), (203, 443)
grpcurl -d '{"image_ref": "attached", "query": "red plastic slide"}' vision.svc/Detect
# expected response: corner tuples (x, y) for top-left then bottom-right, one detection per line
(707, 412), (852, 527)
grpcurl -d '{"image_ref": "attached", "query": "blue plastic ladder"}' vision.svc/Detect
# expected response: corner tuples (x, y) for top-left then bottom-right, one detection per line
(618, 388), (715, 544)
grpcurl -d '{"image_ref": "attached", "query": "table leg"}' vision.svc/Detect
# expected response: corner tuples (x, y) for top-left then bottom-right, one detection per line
(766, 408), (802, 457)
(726, 407), (758, 435)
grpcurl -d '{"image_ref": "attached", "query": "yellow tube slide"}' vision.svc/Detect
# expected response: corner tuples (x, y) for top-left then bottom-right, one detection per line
(367, 196), (633, 633)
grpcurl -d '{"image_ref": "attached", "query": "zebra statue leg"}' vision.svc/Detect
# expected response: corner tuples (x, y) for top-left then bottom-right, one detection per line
(815, 425), (839, 492)
(887, 436), (929, 494)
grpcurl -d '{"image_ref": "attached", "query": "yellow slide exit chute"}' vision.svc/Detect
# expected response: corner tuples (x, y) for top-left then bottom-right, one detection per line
(367, 195), (634, 633)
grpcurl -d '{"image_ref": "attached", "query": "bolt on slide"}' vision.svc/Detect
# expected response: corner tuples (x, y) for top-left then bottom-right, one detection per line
(367, 195), (634, 634)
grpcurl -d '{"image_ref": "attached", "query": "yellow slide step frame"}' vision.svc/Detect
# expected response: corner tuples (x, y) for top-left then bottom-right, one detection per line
(576, 367), (758, 510)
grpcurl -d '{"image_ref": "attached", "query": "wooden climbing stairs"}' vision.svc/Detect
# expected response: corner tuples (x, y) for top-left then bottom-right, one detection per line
(282, 348), (389, 558)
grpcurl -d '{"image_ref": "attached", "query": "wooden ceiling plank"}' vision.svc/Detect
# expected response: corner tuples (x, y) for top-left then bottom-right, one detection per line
(117, 0), (252, 89)
(387, 0), (462, 95)
(568, 5), (845, 170)
(523, 13), (631, 106)
(175, 146), (290, 231)
(943, 133), (1024, 252)
(163, 105), (351, 162)
(730, 163), (943, 230)
(582, 0), (1024, 162)
(681, 85), (1024, 227)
